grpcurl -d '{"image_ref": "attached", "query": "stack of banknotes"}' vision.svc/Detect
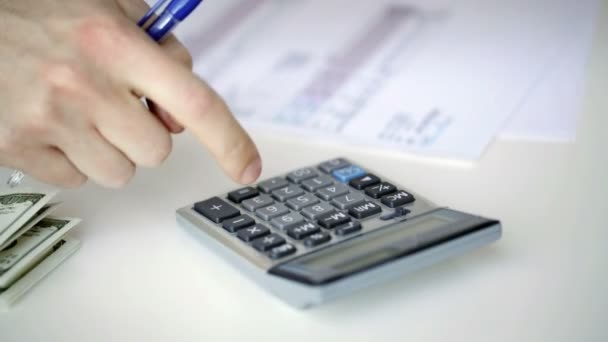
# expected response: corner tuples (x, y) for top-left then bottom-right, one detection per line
(0, 189), (81, 310)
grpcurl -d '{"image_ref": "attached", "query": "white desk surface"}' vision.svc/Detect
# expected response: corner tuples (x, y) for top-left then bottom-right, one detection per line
(2, 6), (607, 342)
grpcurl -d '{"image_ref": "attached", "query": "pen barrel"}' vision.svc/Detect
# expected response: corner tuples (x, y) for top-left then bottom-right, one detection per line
(146, 12), (181, 42)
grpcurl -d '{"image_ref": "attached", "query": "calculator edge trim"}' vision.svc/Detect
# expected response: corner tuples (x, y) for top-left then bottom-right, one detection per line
(176, 211), (501, 309)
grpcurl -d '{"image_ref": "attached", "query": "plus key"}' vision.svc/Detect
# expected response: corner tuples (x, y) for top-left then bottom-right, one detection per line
(194, 197), (240, 223)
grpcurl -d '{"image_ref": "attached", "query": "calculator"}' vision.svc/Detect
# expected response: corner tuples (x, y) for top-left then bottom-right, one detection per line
(176, 157), (501, 309)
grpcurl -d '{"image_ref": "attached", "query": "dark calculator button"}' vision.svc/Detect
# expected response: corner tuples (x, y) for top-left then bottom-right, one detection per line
(349, 201), (382, 219)
(252, 234), (285, 252)
(194, 197), (240, 223)
(237, 224), (270, 242)
(364, 182), (397, 199)
(222, 215), (255, 232)
(227, 187), (259, 204)
(380, 207), (411, 221)
(381, 190), (415, 208)
(318, 158), (351, 173)
(349, 174), (381, 190)
(317, 211), (351, 229)
(335, 222), (362, 236)
(286, 222), (321, 240)
(269, 244), (297, 259)
(303, 232), (332, 247)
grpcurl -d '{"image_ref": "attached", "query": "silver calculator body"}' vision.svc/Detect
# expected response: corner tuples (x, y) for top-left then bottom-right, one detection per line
(176, 158), (502, 309)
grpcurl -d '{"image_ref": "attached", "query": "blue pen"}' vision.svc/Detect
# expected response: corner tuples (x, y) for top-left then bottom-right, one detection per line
(5, 0), (203, 188)
(139, 0), (204, 42)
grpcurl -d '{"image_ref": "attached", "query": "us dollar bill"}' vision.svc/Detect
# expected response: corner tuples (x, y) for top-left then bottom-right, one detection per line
(0, 190), (57, 247)
(0, 216), (80, 290)
(0, 203), (60, 251)
(0, 225), (59, 272)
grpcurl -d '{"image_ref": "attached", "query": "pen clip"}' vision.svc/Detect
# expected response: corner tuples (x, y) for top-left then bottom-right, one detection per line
(138, 0), (172, 27)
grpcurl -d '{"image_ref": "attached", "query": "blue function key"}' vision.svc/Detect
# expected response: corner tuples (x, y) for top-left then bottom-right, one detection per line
(332, 165), (366, 183)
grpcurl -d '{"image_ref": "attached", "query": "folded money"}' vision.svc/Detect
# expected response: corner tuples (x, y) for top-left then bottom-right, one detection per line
(0, 238), (80, 311)
(0, 189), (58, 247)
(0, 188), (81, 311)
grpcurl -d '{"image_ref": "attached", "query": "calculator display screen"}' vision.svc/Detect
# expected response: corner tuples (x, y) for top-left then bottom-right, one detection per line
(270, 209), (496, 285)
(304, 217), (450, 271)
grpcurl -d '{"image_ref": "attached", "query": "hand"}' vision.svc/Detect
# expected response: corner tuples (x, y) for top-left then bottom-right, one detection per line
(0, 0), (262, 188)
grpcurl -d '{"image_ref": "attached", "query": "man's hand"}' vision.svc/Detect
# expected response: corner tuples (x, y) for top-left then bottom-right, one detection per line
(0, 0), (262, 188)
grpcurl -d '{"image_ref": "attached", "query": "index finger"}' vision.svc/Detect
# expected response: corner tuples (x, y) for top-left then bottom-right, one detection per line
(111, 24), (262, 184)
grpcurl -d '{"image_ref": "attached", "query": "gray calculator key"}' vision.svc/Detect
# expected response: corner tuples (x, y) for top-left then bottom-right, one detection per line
(271, 185), (304, 202)
(258, 177), (289, 193)
(256, 203), (290, 221)
(286, 193), (320, 211)
(301, 175), (333, 192)
(319, 158), (351, 173)
(286, 168), (318, 184)
(316, 183), (349, 201)
(242, 195), (274, 212)
(270, 212), (305, 230)
(301, 202), (336, 220)
(331, 192), (366, 209)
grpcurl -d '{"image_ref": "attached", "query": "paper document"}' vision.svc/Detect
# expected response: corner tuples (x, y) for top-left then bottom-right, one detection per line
(498, 0), (599, 142)
(175, 0), (598, 159)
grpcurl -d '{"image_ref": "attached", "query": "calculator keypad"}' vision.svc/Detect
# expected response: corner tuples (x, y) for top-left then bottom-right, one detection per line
(316, 184), (349, 201)
(222, 215), (255, 233)
(192, 158), (417, 260)
(271, 185), (304, 202)
(256, 203), (290, 221)
(270, 212), (306, 230)
(237, 224), (270, 242)
(242, 195), (274, 212)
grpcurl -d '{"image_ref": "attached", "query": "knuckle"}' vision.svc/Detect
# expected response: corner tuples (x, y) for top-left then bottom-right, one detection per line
(38, 61), (93, 107)
(75, 15), (130, 57)
(40, 61), (85, 90)
(186, 89), (218, 122)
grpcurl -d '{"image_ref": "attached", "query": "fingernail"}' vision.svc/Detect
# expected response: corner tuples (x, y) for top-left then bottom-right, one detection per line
(240, 157), (262, 184)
